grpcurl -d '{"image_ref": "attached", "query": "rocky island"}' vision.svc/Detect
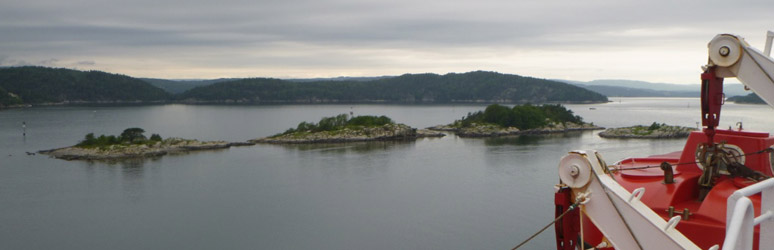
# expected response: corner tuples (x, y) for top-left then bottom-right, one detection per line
(250, 114), (444, 144)
(40, 128), (253, 160)
(428, 104), (603, 137)
(598, 123), (696, 139)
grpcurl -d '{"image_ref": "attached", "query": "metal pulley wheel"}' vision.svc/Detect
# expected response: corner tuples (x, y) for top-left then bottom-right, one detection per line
(708, 34), (743, 67)
(558, 153), (592, 188)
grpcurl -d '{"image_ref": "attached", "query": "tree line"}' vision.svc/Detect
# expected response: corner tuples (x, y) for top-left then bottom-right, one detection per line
(177, 71), (608, 104)
(77, 128), (163, 148)
(0, 67), (609, 107)
(455, 104), (584, 130)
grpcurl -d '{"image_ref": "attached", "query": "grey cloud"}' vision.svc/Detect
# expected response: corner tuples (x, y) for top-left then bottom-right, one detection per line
(0, 57), (60, 67)
(77, 60), (96, 65)
(38, 58), (59, 66)
(2, 0), (774, 79)
(4, 0), (772, 50)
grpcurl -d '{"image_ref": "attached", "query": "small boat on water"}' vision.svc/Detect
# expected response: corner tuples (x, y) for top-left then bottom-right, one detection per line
(554, 32), (774, 250)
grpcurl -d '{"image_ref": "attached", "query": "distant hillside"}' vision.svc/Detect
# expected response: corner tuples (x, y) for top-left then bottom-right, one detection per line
(0, 66), (169, 106)
(578, 85), (697, 97)
(141, 78), (234, 94)
(560, 79), (748, 97)
(0, 68), (607, 107)
(177, 71), (608, 104)
(728, 93), (765, 104)
(284, 76), (395, 82)
(141, 77), (395, 94)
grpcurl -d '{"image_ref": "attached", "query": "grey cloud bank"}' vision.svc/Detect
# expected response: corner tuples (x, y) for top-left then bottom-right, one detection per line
(1, 0), (773, 82)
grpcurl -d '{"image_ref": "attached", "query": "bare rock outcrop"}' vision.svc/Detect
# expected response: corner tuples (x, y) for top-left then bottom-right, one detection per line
(40, 138), (254, 160)
(598, 125), (696, 139)
(251, 124), (444, 144)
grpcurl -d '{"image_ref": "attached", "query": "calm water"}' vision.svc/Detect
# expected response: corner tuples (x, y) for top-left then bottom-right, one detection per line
(1, 98), (772, 250)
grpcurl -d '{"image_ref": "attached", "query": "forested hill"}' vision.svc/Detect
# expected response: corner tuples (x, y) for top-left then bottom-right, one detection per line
(0, 67), (169, 106)
(177, 71), (608, 104)
(0, 68), (608, 107)
(141, 78), (234, 94)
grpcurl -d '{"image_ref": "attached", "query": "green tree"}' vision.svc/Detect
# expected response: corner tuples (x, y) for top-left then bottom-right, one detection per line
(483, 104), (512, 126)
(120, 128), (146, 143)
(77, 133), (97, 146)
(347, 115), (393, 126)
(512, 105), (547, 129)
(648, 122), (664, 131)
(316, 114), (349, 132)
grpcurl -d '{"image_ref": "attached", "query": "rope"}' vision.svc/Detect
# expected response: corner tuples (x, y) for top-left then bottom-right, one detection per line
(511, 201), (580, 250)
(609, 148), (774, 172)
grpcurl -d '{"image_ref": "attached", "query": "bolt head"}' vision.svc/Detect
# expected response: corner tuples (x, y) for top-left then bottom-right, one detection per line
(569, 165), (580, 177)
(719, 46), (730, 56)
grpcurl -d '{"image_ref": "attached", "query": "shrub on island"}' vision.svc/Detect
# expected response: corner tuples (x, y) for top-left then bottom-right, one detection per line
(453, 104), (585, 129)
(77, 128), (163, 148)
(280, 114), (395, 136)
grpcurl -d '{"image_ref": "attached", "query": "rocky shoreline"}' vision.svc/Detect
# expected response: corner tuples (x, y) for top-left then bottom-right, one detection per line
(39, 138), (255, 160)
(39, 125), (447, 160)
(598, 124), (696, 139)
(250, 124), (445, 144)
(427, 122), (604, 138)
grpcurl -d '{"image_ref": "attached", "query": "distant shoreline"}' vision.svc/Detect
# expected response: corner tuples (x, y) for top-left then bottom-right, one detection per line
(1, 100), (610, 110)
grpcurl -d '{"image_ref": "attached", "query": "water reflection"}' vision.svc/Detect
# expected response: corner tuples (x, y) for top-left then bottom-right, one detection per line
(265, 141), (419, 178)
(268, 140), (417, 154)
(81, 157), (163, 201)
(479, 132), (592, 181)
(3, 100), (771, 250)
(480, 131), (587, 146)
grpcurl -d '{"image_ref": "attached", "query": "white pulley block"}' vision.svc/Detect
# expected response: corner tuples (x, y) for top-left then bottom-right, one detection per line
(708, 34), (743, 67)
(558, 153), (592, 188)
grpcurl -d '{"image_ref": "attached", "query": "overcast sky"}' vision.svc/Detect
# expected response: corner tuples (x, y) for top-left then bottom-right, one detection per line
(1, 0), (772, 83)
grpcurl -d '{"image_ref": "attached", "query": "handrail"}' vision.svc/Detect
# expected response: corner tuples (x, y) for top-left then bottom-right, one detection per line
(723, 178), (774, 250)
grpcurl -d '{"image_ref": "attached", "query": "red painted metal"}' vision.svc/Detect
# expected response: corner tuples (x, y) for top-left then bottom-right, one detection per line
(554, 187), (579, 250)
(561, 130), (774, 250)
(700, 68), (724, 144)
(554, 67), (773, 249)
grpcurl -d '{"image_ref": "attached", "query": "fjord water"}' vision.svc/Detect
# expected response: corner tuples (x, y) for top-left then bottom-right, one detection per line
(1, 98), (773, 250)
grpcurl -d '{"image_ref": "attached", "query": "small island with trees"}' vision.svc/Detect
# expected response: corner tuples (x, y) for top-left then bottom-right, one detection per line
(40, 128), (253, 160)
(250, 114), (444, 144)
(727, 93), (765, 104)
(428, 104), (603, 137)
(598, 122), (696, 139)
